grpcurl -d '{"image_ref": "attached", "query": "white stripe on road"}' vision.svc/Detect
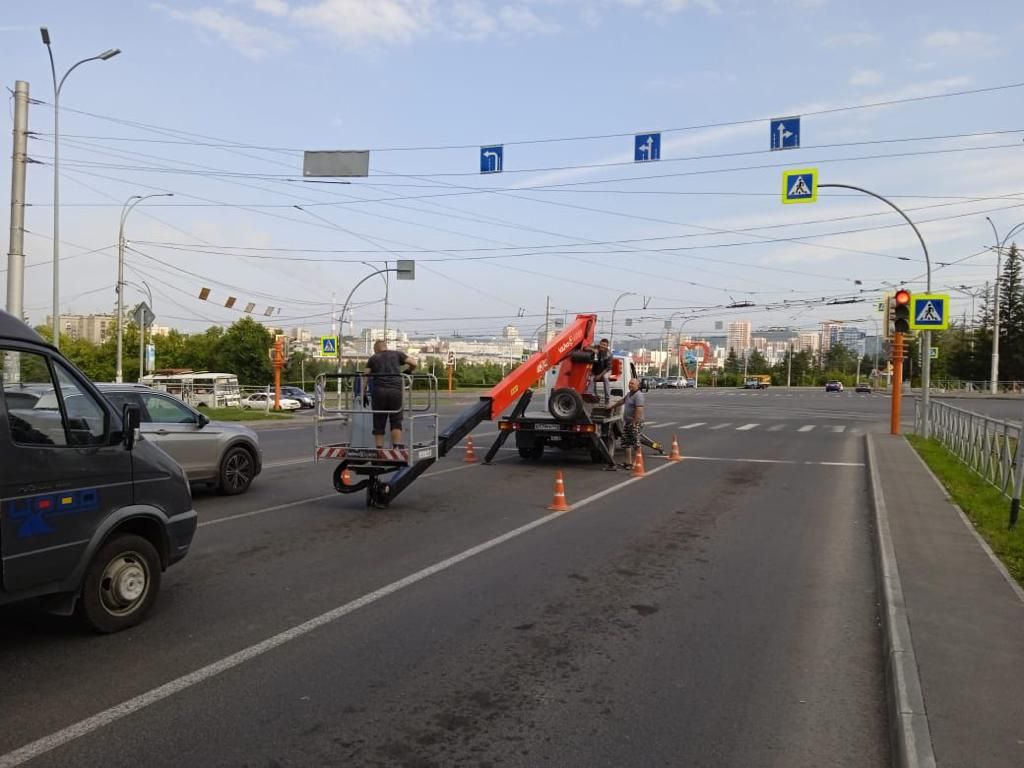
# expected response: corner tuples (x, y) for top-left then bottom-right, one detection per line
(736, 423), (759, 431)
(681, 422), (705, 429)
(798, 425), (816, 432)
(0, 462), (680, 768)
(767, 424), (786, 432)
(199, 462), (483, 528)
(647, 421), (676, 428)
(710, 423), (733, 430)
(682, 455), (864, 467)
(831, 425), (847, 433)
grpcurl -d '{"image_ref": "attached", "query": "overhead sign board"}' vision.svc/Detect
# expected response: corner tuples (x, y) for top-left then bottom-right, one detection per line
(396, 259), (415, 280)
(782, 168), (817, 204)
(480, 145), (503, 174)
(909, 294), (949, 330)
(770, 117), (800, 150)
(303, 150), (370, 177)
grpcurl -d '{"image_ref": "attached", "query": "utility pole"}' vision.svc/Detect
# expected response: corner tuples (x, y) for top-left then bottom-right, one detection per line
(544, 295), (551, 345)
(6, 81), (29, 323)
(786, 343), (792, 388)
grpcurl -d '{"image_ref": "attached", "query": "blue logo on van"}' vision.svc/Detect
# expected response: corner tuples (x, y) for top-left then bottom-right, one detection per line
(4, 489), (99, 538)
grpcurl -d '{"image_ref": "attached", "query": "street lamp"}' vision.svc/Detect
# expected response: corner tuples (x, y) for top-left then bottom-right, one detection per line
(336, 261), (415, 372)
(984, 218), (1024, 394)
(116, 193), (172, 382)
(41, 26), (121, 349)
(609, 291), (636, 351)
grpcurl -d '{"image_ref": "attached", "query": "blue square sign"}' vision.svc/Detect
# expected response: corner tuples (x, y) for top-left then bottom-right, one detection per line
(634, 132), (661, 162)
(480, 145), (503, 174)
(770, 117), (800, 150)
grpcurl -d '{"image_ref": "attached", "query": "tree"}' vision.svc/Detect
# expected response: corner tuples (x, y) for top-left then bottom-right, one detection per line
(825, 341), (856, 374)
(998, 244), (1024, 381)
(217, 318), (273, 385)
(747, 349), (768, 374)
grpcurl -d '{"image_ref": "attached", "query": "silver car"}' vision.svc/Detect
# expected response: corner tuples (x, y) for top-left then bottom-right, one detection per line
(98, 384), (262, 495)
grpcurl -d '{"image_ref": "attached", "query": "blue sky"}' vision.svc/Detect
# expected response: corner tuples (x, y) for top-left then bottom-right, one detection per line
(2, 0), (1023, 343)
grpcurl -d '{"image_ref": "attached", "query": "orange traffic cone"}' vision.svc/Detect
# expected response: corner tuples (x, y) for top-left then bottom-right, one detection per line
(667, 435), (682, 462)
(631, 449), (646, 478)
(547, 470), (570, 511)
(464, 436), (478, 463)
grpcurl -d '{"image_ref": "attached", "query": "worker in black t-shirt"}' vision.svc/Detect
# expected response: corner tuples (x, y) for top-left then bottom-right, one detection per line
(586, 337), (612, 402)
(364, 340), (417, 448)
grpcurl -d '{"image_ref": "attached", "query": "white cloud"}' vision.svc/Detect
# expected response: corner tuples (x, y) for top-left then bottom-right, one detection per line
(451, 0), (498, 39)
(823, 32), (879, 47)
(291, 0), (431, 46)
(248, 0), (290, 16)
(499, 5), (560, 35)
(922, 29), (1000, 57)
(153, 4), (292, 59)
(849, 69), (882, 87)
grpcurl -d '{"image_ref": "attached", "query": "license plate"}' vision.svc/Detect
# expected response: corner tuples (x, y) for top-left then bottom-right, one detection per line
(535, 423), (559, 431)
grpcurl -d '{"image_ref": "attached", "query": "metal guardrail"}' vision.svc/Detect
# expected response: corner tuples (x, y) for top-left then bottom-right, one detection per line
(929, 380), (1024, 394)
(915, 399), (1020, 498)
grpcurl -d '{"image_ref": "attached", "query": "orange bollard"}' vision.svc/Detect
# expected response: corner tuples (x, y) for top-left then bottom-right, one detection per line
(547, 470), (570, 511)
(667, 435), (682, 462)
(631, 448), (646, 478)
(464, 435), (478, 463)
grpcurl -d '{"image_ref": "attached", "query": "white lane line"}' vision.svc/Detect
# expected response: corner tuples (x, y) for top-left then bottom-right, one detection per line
(0, 462), (680, 768)
(710, 423), (733, 430)
(798, 425), (816, 432)
(831, 425), (847, 433)
(199, 462), (482, 528)
(736, 423), (759, 431)
(682, 455), (864, 467)
(647, 421), (676, 428)
(767, 424), (786, 432)
(263, 458), (314, 470)
(681, 422), (706, 429)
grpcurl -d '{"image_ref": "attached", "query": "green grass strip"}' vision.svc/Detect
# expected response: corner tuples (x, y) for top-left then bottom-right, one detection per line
(907, 434), (1024, 586)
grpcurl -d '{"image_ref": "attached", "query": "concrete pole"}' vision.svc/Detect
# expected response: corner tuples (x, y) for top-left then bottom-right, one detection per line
(786, 343), (792, 388)
(6, 81), (29, 322)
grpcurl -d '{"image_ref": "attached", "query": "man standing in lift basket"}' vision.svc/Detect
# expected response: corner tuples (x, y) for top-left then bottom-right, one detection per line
(364, 340), (417, 449)
(611, 377), (645, 469)
(585, 337), (612, 402)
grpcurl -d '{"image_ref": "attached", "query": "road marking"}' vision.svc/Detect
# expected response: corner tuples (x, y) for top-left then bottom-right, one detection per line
(263, 457), (314, 470)
(0, 462), (679, 768)
(767, 424), (786, 432)
(199, 462), (483, 528)
(710, 423), (732, 430)
(681, 422), (706, 429)
(647, 421), (676, 428)
(683, 455), (864, 467)
(831, 425), (847, 433)
(798, 425), (816, 432)
(736, 423), (759, 431)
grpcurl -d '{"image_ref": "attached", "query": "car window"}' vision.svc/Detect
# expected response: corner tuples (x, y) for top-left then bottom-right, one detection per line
(142, 393), (197, 424)
(53, 362), (107, 446)
(105, 391), (143, 416)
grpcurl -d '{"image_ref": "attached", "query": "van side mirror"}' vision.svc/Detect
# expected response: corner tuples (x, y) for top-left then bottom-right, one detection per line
(123, 404), (141, 450)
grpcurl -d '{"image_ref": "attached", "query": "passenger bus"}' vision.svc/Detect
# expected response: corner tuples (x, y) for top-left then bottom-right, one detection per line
(141, 371), (241, 408)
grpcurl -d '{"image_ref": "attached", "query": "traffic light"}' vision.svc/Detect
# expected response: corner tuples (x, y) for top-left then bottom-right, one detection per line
(893, 289), (911, 333)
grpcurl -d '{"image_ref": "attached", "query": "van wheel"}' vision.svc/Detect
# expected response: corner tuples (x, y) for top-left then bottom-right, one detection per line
(548, 388), (584, 421)
(219, 446), (255, 495)
(78, 534), (161, 634)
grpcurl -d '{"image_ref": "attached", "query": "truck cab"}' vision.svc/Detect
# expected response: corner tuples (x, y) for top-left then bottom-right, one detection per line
(0, 310), (197, 632)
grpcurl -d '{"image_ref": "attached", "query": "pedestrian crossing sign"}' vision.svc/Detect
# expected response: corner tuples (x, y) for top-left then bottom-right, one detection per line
(908, 294), (949, 330)
(781, 168), (817, 204)
(320, 335), (338, 358)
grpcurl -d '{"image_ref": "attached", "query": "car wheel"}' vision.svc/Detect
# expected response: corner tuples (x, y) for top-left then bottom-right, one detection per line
(219, 446), (255, 495)
(77, 533), (161, 634)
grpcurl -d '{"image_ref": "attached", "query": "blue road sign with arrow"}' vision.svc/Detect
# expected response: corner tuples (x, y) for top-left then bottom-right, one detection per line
(634, 132), (661, 162)
(770, 117), (800, 150)
(480, 145), (503, 173)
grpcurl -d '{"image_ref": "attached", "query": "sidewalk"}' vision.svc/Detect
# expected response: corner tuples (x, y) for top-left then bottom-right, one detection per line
(868, 433), (1024, 768)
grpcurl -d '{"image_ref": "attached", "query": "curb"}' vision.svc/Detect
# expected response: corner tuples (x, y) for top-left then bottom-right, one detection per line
(865, 433), (937, 768)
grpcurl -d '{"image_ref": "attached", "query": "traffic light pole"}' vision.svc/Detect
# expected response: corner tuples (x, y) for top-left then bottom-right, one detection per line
(890, 332), (904, 435)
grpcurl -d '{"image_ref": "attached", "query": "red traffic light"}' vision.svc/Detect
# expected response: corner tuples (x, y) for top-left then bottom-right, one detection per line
(894, 289), (911, 305)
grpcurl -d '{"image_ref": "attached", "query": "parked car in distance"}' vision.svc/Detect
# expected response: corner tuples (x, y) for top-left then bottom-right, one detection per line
(682, 379), (695, 388)
(825, 380), (844, 392)
(743, 378), (769, 390)
(241, 392), (301, 411)
(98, 384), (263, 495)
(658, 378), (683, 389)
(279, 386), (314, 408)
(855, 383), (872, 393)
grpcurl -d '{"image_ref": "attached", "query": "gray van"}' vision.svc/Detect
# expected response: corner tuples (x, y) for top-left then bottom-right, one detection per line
(0, 310), (196, 632)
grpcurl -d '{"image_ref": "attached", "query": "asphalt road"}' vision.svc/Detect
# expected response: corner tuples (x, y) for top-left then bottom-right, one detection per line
(0, 387), (891, 767)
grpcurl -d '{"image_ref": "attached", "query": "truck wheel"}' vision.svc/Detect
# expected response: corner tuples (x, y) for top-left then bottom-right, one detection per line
(219, 446), (255, 495)
(78, 534), (161, 633)
(518, 441), (544, 461)
(548, 388), (584, 421)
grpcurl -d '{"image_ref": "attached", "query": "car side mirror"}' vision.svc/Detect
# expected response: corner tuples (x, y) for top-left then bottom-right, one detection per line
(197, 412), (210, 428)
(123, 403), (142, 450)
